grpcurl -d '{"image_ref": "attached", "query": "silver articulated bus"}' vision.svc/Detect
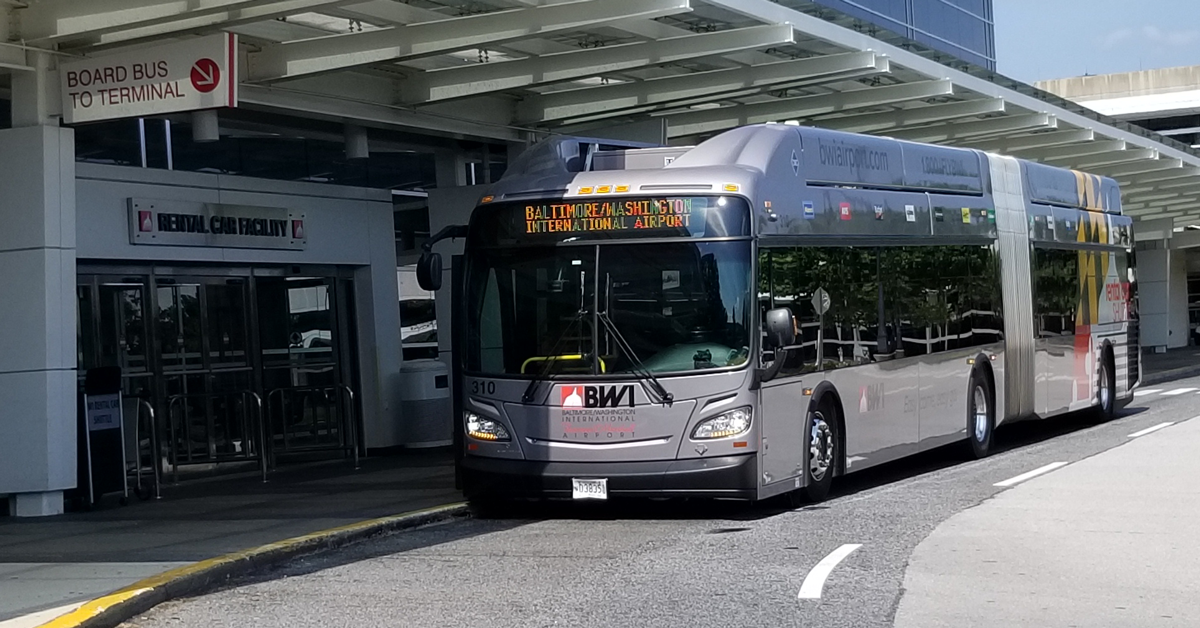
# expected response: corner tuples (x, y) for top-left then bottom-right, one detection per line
(417, 124), (1138, 508)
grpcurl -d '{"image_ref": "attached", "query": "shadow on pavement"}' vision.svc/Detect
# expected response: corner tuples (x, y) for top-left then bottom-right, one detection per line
(475, 405), (1150, 524)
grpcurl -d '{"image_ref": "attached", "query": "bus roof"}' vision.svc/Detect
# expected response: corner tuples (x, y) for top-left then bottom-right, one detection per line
(485, 124), (1123, 215)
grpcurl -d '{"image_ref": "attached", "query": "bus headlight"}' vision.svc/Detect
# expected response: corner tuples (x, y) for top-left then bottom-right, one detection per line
(691, 407), (752, 440)
(465, 411), (511, 442)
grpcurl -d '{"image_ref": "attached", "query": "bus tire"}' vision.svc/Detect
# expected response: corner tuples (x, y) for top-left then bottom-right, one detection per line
(1093, 349), (1117, 423)
(965, 369), (995, 460)
(798, 397), (839, 503)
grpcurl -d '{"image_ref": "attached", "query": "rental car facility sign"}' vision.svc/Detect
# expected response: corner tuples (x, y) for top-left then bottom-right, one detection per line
(60, 33), (237, 124)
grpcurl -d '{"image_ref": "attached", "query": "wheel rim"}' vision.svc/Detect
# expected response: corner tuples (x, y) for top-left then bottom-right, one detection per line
(809, 412), (834, 482)
(972, 384), (989, 443)
(1100, 360), (1111, 410)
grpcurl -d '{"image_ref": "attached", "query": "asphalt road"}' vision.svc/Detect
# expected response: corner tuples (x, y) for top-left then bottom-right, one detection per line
(124, 377), (1200, 628)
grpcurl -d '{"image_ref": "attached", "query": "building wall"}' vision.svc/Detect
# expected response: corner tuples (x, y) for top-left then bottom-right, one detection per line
(810, 0), (995, 70)
(74, 164), (407, 448)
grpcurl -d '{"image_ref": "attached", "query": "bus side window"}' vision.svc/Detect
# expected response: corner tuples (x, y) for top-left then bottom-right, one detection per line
(1034, 248), (1078, 337)
(759, 247), (819, 374)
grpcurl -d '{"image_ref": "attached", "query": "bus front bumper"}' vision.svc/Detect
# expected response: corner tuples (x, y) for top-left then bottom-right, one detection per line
(461, 453), (758, 500)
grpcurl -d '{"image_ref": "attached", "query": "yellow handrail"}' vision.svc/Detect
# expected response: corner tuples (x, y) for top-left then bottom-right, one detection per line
(520, 354), (607, 374)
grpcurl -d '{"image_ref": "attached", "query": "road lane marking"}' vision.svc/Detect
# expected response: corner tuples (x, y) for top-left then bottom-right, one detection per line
(1129, 422), (1175, 438)
(798, 544), (862, 600)
(993, 462), (1068, 487)
(1160, 388), (1197, 396)
(1133, 389), (1162, 397)
(0, 603), (83, 628)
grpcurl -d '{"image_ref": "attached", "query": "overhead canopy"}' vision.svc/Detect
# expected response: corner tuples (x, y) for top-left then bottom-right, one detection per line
(7, 0), (1200, 228)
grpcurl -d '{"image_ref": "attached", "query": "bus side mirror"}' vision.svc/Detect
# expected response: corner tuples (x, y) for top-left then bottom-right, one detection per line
(416, 252), (442, 291)
(765, 308), (795, 348)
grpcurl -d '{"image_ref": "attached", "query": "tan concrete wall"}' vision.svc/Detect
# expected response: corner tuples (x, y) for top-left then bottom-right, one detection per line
(1037, 65), (1200, 101)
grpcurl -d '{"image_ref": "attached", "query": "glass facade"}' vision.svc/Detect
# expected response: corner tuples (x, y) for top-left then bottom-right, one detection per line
(808, 0), (995, 70)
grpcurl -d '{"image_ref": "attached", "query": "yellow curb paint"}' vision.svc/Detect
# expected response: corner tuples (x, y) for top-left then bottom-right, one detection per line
(34, 502), (466, 628)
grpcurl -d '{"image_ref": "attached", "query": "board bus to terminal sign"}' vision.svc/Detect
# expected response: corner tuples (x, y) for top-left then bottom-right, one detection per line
(61, 33), (237, 124)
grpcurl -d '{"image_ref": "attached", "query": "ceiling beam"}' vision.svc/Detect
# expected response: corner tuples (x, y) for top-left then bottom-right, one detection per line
(519, 50), (884, 124)
(1116, 167), (1200, 187)
(28, 0), (350, 48)
(1124, 185), (1200, 203)
(664, 78), (955, 139)
(1011, 140), (1126, 162)
(960, 129), (1095, 153)
(1123, 196), (1200, 212)
(237, 81), (522, 141)
(1045, 148), (1159, 170)
(1124, 191), (1196, 203)
(248, 0), (690, 81)
(555, 63), (889, 128)
(1091, 159), (1186, 178)
(401, 23), (793, 104)
(1123, 178), (1200, 197)
(814, 98), (1006, 134)
(890, 113), (1055, 144)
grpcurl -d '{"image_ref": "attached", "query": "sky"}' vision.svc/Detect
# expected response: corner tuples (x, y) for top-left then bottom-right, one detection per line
(994, 0), (1200, 84)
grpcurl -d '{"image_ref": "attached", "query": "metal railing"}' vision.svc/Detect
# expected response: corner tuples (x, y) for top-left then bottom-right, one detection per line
(166, 390), (267, 483)
(266, 384), (359, 469)
(129, 398), (161, 500)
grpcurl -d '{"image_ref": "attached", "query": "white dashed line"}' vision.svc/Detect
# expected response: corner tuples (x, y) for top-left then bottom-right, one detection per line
(1160, 388), (1197, 396)
(1129, 422), (1175, 438)
(798, 544), (862, 600)
(994, 462), (1069, 488)
(1132, 389), (1162, 397)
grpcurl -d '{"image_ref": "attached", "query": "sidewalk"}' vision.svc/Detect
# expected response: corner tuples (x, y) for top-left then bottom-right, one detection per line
(1141, 346), (1200, 385)
(894, 415), (1200, 627)
(0, 450), (460, 626)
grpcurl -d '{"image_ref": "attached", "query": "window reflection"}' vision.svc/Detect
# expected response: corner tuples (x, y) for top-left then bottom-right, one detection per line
(760, 244), (1004, 374)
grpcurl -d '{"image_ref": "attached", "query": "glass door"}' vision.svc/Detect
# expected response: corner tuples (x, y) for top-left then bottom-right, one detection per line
(257, 276), (351, 455)
(156, 277), (257, 467)
(77, 276), (154, 397)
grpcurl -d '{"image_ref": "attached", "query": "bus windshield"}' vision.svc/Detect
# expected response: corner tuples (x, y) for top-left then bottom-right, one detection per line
(465, 240), (753, 377)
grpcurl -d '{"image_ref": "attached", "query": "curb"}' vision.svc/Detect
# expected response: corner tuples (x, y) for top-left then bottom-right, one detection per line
(1143, 365), (1200, 387)
(35, 502), (468, 628)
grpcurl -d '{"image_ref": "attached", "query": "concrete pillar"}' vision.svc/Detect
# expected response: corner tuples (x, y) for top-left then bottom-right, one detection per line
(0, 124), (77, 516)
(434, 150), (469, 189)
(1169, 248), (1190, 348)
(354, 203), (404, 449)
(1136, 219), (1172, 352)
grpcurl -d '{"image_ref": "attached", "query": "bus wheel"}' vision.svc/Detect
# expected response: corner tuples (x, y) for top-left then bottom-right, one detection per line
(1094, 351), (1116, 423)
(798, 401), (838, 503)
(966, 370), (994, 460)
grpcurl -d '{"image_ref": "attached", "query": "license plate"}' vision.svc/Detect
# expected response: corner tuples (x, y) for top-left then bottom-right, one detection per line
(572, 478), (608, 500)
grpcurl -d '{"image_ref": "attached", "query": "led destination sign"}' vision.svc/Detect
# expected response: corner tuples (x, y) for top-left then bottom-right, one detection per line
(473, 196), (750, 245)
(525, 198), (694, 234)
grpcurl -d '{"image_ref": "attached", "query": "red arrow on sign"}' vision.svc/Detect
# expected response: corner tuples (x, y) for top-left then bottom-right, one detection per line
(190, 58), (221, 93)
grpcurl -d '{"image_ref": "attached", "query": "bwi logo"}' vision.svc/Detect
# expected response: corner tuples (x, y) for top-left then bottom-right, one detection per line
(138, 211), (154, 232)
(561, 386), (584, 408)
(859, 383), (884, 413)
(292, 220), (305, 239)
(560, 385), (634, 408)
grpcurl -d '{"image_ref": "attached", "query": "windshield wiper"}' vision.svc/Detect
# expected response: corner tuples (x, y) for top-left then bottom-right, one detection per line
(597, 311), (674, 407)
(521, 307), (590, 404)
